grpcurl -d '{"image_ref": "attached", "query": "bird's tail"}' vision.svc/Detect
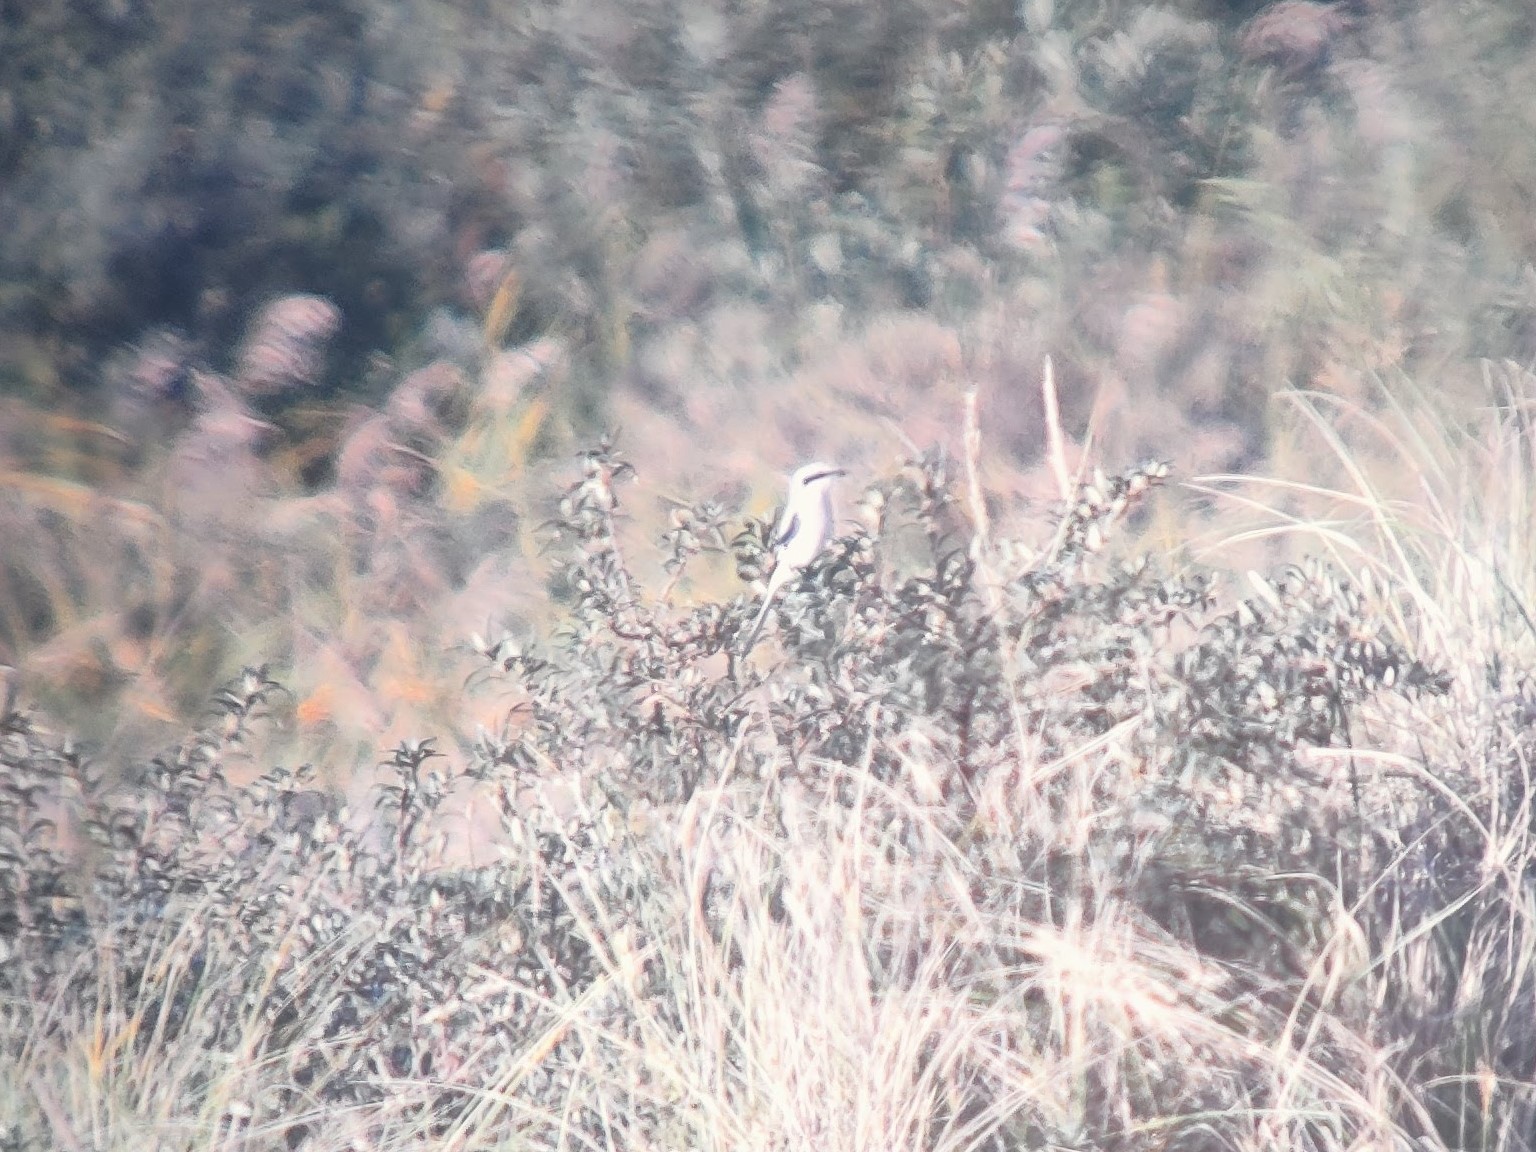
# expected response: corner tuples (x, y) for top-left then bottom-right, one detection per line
(739, 589), (776, 654)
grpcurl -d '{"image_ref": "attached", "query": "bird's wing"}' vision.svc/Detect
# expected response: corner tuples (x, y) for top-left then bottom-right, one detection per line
(772, 511), (801, 551)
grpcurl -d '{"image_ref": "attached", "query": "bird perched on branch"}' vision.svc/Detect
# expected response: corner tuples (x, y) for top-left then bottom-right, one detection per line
(741, 462), (845, 653)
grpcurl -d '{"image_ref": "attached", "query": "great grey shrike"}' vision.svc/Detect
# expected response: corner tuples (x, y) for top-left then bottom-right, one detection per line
(740, 462), (845, 653)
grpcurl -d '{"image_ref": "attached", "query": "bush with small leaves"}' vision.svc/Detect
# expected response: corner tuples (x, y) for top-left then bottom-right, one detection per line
(9, 443), (1535, 1152)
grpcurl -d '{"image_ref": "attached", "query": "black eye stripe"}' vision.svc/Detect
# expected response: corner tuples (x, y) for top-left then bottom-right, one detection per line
(802, 469), (844, 485)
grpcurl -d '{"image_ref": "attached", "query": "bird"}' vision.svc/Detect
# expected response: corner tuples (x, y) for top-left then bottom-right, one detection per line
(741, 462), (845, 653)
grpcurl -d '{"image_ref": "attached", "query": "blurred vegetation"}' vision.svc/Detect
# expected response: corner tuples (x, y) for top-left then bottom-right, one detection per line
(4, 0), (1535, 404)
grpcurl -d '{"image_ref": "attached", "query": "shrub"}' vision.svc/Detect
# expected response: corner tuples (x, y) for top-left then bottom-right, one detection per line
(5, 438), (1531, 1152)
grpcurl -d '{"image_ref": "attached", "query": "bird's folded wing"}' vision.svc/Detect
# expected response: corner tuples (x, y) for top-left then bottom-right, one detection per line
(773, 511), (801, 550)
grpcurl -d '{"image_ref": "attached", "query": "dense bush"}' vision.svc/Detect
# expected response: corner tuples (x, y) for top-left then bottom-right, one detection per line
(7, 443), (1528, 1152)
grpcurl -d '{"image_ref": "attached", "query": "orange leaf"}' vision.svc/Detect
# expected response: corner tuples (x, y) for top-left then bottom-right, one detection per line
(296, 682), (335, 727)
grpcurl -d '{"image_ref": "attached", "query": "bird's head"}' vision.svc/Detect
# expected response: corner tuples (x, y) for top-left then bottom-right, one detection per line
(790, 462), (845, 493)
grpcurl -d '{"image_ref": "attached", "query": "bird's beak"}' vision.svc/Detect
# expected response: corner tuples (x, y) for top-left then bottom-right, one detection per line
(808, 467), (846, 483)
